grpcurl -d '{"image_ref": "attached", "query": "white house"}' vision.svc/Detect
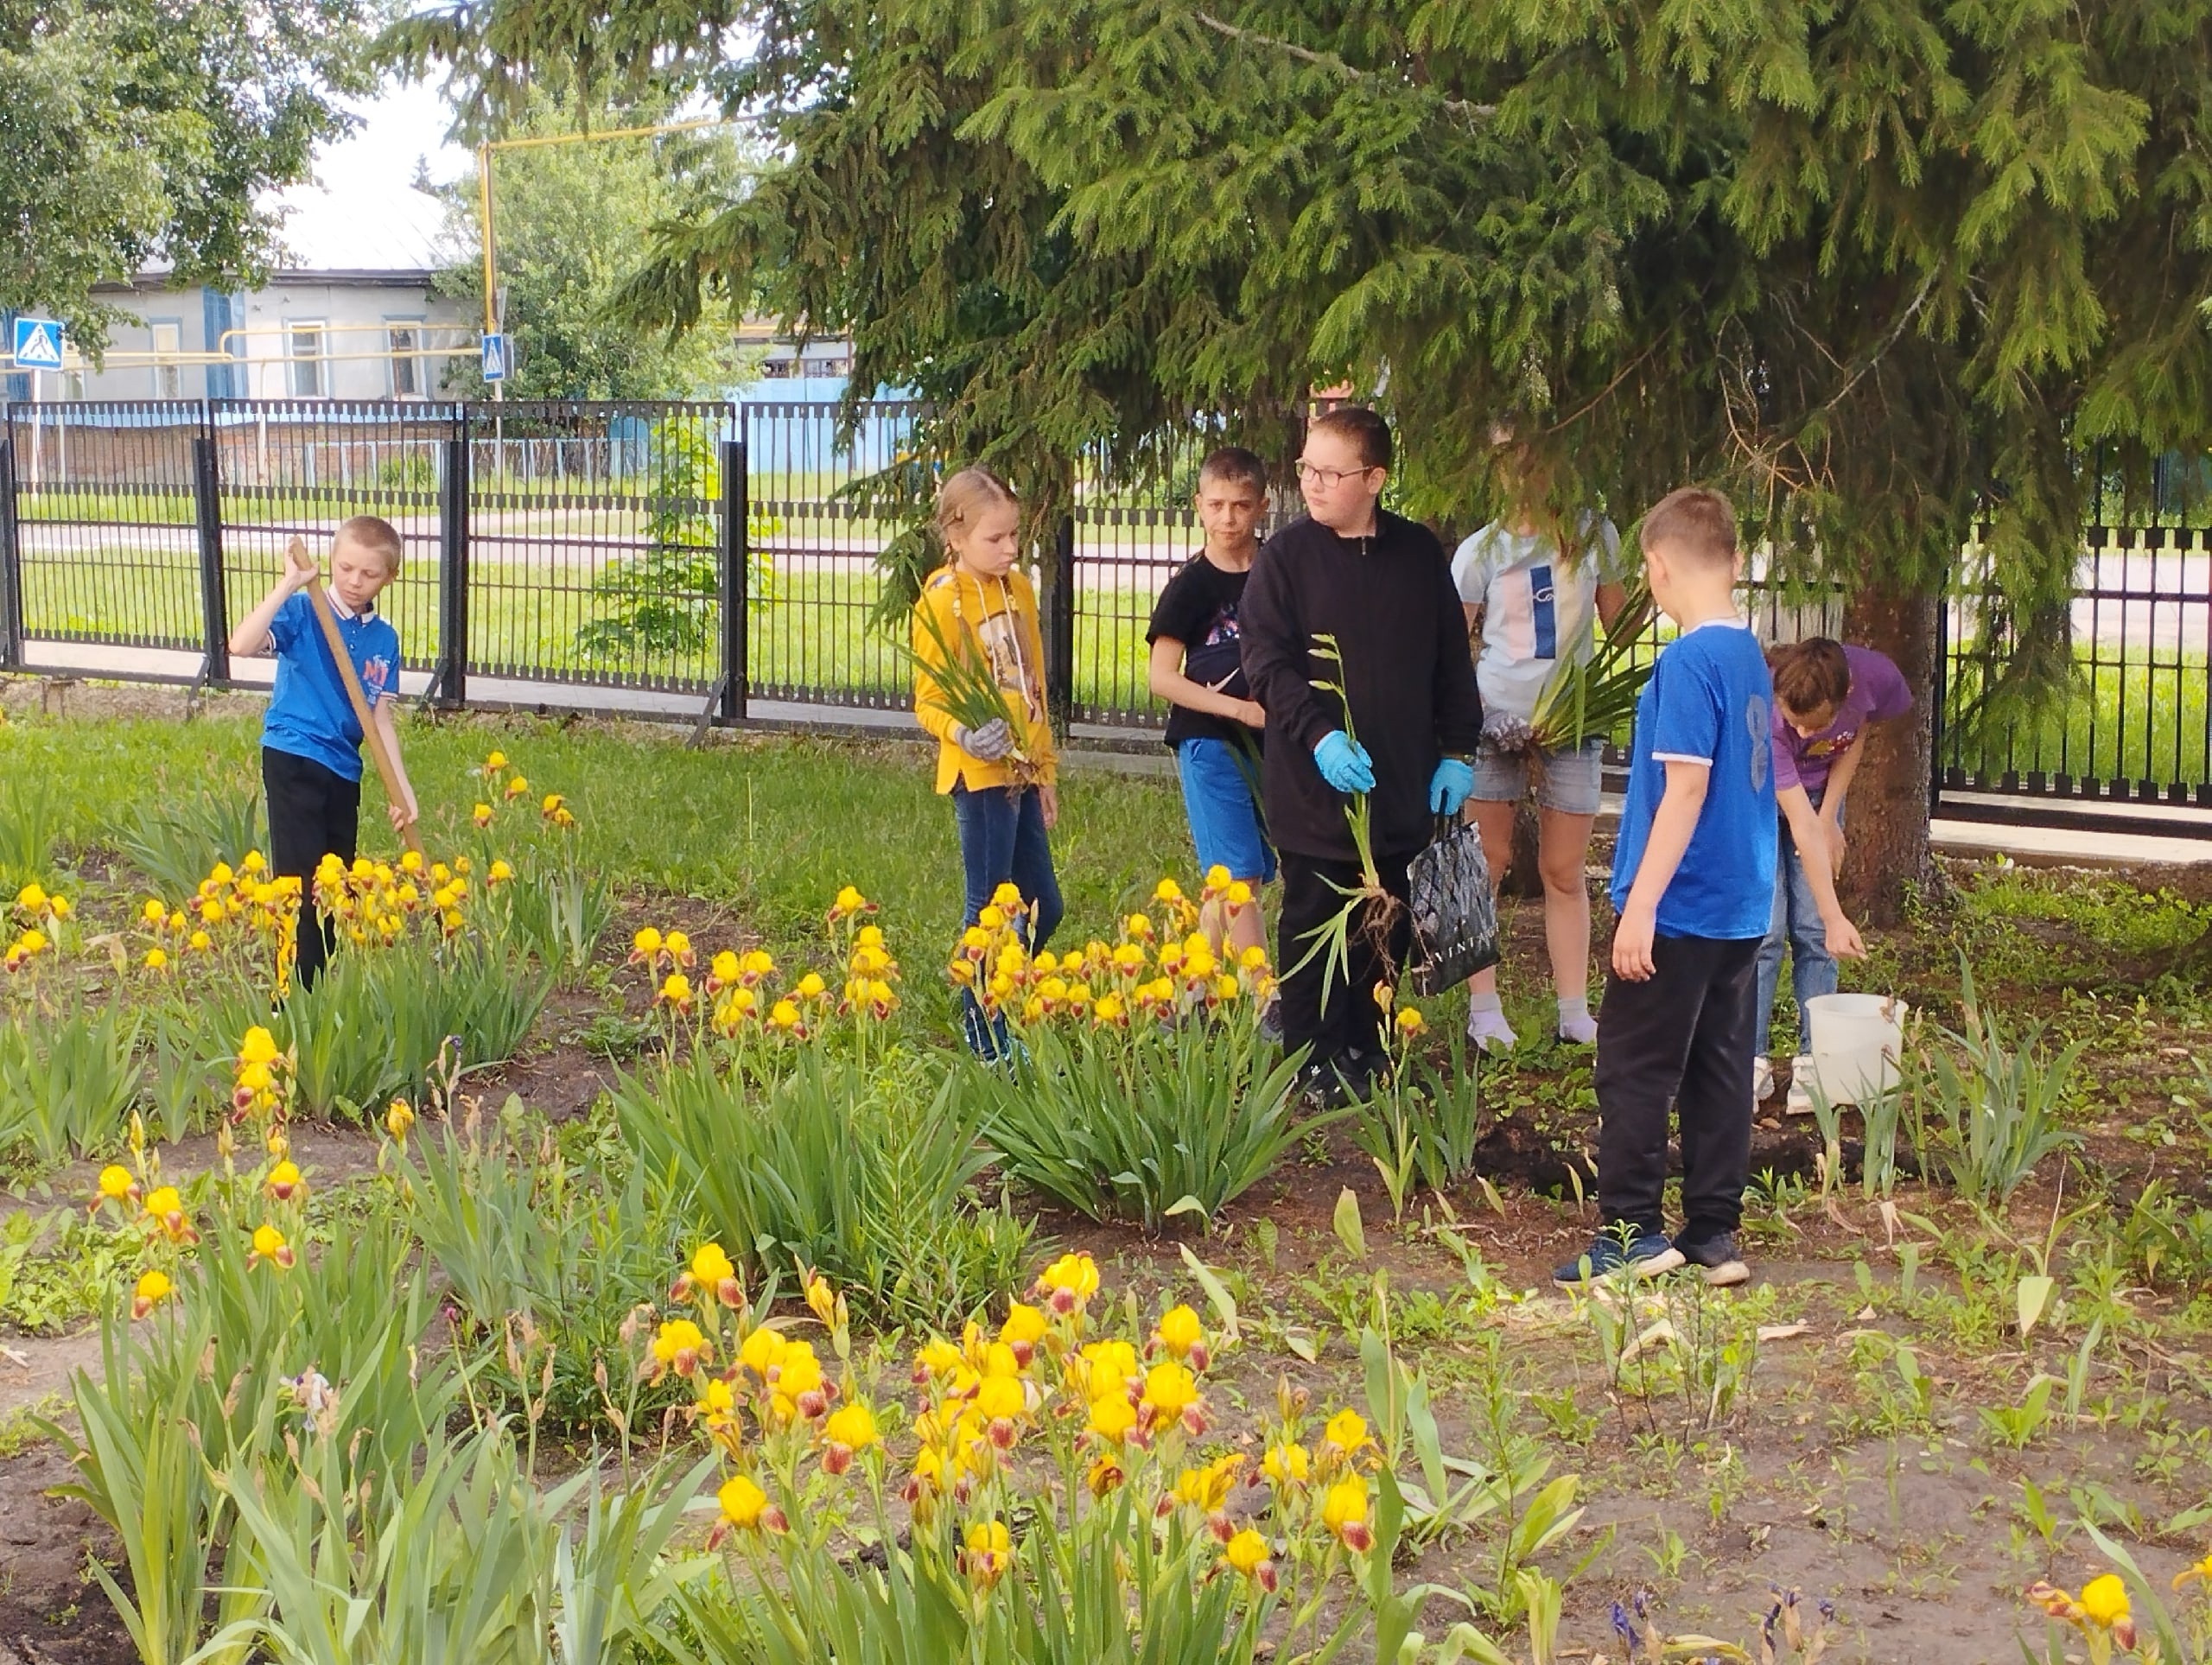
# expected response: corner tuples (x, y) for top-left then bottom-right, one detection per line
(21, 173), (476, 405)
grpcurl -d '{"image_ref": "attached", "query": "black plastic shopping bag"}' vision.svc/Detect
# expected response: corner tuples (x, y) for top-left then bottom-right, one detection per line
(1407, 816), (1499, 995)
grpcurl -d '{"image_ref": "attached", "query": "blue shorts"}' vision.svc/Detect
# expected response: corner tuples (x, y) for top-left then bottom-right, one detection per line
(1471, 736), (1606, 816)
(1173, 737), (1276, 882)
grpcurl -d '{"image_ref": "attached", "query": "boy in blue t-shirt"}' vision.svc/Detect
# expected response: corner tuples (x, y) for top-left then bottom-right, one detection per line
(1556, 487), (1776, 1290)
(227, 518), (419, 990)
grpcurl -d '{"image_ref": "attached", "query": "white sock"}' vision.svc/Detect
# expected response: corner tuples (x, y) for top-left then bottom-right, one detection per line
(1465, 994), (1517, 1051)
(1556, 996), (1599, 1045)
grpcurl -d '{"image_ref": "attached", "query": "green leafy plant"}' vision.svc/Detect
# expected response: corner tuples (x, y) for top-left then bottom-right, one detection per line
(0, 1004), (143, 1163)
(1980, 1374), (2058, 1451)
(497, 861), (615, 978)
(401, 1103), (688, 1426)
(0, 1208), (140, 1334)
(577, 417), (723, 658)
(1352, 1025), (1483, 1217)
(1522, 577), (1653, 751)
(903, 586), (1041, 781)
(1287, 632), (1394, 1004)
(146, 1008), (221, 1145)
(1920, 956), (2083, 1207)
(0, 775), (62, 889)
(614, 1046), (1027, 1325)
(47, 1304), (270, 1665)
(196, 937), (551, 1119)
(973, 1016), (1319, 1230)
(224, 1417), (555, 1665)
(116, 791), (266, 899)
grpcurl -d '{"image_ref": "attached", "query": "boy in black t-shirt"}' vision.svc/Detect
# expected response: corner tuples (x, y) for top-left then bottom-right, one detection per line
(1147, 448), (1274, 965)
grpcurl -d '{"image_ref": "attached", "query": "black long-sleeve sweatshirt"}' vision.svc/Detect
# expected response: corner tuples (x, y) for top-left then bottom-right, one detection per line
(1239, 510), (1484, 863)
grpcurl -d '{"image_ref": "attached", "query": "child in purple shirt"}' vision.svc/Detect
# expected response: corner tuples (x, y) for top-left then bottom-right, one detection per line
(1757, 639), (1910, 1107)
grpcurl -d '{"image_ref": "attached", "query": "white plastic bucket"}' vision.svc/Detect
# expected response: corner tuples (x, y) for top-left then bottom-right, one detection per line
(1805, 993), (1909, 1108)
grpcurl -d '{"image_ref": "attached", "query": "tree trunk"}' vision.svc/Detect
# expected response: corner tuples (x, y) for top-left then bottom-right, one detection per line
(1838, 581), (1942, 925)
(1503, 799), (1544, 899)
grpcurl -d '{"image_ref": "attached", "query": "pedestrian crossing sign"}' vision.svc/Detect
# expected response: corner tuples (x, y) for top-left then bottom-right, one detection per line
(12, 317), (63, 372)
(480, 333), (508, 383)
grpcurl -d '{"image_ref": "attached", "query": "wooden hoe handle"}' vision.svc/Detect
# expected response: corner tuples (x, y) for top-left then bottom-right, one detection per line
(296, 546), (424, 860)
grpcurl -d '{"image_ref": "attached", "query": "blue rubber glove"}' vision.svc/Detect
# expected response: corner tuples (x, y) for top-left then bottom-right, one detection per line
(1312, 731), (1376, 794)
(1429, 757), (1474, 816)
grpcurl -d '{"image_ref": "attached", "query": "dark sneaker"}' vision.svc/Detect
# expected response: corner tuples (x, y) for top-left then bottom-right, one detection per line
(1296, 1061), (1351, 1113)
(1552, 1232), (1686, 1288)
(1341, 1046), (1391, 1101)
(1675, 1230), (1751, 1287)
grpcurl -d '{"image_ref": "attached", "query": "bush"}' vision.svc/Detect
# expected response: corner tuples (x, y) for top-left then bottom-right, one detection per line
(972, 1017), (1316, 1231)
(613, 1047), (1029, 1326)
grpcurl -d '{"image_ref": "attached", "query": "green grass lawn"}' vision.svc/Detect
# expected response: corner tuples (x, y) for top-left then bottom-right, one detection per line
(17, 520), (2212, 787)
(0, 710), (1198, 971)
(1942, 649), (2212, 791)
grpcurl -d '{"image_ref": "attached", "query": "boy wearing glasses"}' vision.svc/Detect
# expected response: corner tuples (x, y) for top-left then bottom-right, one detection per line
(1241, 406), (1484, 1101)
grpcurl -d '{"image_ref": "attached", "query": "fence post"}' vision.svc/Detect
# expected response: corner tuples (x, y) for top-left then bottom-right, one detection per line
(438, 417), (470, 709)
(191, 430), (230, 683)
(1044, 512), (1077, 733)
(1928, 562), (1950, 818)
(719, 432), (748, 724)
(0, 425), (21, 673)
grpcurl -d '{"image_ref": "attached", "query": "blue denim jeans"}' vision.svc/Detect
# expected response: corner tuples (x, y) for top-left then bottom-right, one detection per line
(951, 784), (1063, 1057)
(1754, 807), (1839, 1058)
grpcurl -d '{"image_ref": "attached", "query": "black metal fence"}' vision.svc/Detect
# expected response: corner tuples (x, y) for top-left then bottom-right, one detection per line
(3, 397), (2208, 832)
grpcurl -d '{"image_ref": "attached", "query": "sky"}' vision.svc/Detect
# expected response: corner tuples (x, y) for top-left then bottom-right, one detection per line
(269, 77), (472, 270)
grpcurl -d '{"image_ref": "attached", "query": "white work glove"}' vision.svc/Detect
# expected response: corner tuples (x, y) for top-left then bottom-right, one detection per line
(954, 718), (1014, 762)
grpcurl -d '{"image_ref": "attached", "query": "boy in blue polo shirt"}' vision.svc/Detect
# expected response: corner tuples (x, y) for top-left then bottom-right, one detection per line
(1557, 487), (1775, 1290)
(228, 518), (419, 989)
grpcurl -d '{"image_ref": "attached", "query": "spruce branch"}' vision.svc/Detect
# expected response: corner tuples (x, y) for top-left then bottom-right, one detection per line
(1192, 11), (1495, 123)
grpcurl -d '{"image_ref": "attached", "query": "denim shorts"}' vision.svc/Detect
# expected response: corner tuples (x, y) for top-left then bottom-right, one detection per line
(1470, 736), (1606, 816)
(1173, 736), (1276, 882)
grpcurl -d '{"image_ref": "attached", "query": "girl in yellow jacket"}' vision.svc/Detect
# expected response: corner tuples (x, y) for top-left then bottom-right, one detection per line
(911, 468), (1064, 1055)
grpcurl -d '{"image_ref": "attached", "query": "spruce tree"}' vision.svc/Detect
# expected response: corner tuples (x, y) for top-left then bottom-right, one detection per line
(389, 0), (2212, 915)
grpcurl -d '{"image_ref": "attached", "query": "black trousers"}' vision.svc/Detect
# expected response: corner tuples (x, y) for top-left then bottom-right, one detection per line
(1594, 933), (1761, 1239)
(1276, 851), (1414, 1068)
(264, 747), (359, 992)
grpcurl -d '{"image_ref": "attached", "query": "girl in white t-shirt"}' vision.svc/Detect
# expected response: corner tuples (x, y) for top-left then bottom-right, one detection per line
(1452, 455), (1629, 1051)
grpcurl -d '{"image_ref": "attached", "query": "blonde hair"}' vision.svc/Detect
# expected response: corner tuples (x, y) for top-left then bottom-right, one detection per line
(934, 467), (1020, 557)
(336, 514), (405, 575)
(1638, 487), (1737, 568)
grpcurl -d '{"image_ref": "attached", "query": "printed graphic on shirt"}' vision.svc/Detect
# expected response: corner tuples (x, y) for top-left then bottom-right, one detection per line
(1748, 696), (1771, 791)
(1800, 728), (1858, 759)
(1526, 565), (1557, 660)
(362, 653), (393, 697)
(976, 610), (1043, 722)
(1184, 603), (1245, 690)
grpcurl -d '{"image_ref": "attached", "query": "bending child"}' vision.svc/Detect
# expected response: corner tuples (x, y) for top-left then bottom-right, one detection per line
(1758, 638), (1895, 1109)
(227, 518), (418, 992)
(911, 468), (1064, 1059)
(1558, 489), (1770, 1291)
(1147, 446), (1274, 986)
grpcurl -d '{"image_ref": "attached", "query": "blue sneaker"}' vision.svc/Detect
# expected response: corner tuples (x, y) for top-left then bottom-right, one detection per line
(1552, 1232), (1686, 1288)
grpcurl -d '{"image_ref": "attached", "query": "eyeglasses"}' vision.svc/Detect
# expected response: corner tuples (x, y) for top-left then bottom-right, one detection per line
(1294, 460), (1377, 488)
